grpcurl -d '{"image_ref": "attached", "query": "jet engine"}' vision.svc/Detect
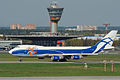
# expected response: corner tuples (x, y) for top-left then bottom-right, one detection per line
(71, 55), (83, 59)
(51, 55), (63, 61)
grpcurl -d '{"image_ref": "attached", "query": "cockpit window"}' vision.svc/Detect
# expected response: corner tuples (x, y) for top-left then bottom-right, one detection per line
(15, 46), (20, 48)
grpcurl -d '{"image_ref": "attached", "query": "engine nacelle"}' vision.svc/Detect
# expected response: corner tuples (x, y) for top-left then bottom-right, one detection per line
(71, 55), (83, 60)
(51, 56), (63, 61)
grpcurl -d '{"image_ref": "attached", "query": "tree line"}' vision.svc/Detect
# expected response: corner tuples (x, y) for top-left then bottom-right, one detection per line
(65, 38), (120, 47)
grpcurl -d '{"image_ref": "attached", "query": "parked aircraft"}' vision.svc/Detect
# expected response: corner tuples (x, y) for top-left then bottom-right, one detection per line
(9, 30), (117, 61)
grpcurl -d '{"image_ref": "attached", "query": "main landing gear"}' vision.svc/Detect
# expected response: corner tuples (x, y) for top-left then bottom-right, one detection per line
(52, 59), (67, 62)
(59, 59), (67, 62)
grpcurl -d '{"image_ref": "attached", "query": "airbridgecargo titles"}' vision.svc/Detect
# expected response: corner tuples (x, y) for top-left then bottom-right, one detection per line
(9, 30), (117, 61)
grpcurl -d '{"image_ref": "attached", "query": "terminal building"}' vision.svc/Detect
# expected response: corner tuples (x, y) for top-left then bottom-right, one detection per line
(0, 40), (22, 50)
(5, 34), (78, 46)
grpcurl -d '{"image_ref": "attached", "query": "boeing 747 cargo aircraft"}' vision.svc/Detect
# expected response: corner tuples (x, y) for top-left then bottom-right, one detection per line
(9, 30), (117, 61)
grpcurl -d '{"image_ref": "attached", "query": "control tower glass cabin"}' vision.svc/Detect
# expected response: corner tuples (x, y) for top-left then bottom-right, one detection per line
(47, 2), (64, 35)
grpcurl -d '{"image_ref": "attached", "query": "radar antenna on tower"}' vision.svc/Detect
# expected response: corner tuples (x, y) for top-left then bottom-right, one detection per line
(51, 0), (57, 5)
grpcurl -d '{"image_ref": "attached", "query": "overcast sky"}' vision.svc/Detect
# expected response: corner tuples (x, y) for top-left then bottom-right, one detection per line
(0, 0), (120, 27)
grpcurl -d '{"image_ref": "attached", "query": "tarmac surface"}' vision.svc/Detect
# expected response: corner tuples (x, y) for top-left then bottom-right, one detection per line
(0, 61), (120, 63)
(0, 76), (120, 80)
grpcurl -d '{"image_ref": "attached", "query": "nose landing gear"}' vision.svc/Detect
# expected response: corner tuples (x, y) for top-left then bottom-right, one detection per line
(19, 58), (22, 62)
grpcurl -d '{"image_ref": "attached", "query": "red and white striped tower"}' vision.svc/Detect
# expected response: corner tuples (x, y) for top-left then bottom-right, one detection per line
(47, 1), (64, 35)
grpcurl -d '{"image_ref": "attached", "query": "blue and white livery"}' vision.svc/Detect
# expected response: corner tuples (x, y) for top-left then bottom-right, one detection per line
(9, 30), (118, 61)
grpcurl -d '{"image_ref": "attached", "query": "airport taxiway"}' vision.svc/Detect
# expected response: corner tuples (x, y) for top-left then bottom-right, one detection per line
(0, 76), (120, 80)
(0, 61), (120, 63)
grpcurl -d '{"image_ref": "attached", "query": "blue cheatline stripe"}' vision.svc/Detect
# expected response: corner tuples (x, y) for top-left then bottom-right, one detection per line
(12, 48), (95, 55)
(11, 37), (113, 55)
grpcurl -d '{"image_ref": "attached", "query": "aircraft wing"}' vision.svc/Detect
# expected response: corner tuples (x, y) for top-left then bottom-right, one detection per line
(47, 50), (98, 56)
(62, 53), (98, 56)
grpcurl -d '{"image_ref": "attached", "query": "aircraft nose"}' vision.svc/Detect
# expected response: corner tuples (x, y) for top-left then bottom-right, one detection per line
(9, 49), (13, 54)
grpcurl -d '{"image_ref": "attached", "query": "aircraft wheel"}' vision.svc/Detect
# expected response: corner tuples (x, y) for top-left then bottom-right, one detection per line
(19, 58), (22, 62)
(52, 60), (58, 62)
(59, 59), (67, 62)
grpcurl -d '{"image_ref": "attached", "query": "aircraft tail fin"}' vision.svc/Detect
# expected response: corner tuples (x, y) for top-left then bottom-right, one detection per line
(91, 30), (118, 54)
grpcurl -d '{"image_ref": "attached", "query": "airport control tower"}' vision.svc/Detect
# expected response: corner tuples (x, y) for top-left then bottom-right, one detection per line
(47, 1), (64, 35)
